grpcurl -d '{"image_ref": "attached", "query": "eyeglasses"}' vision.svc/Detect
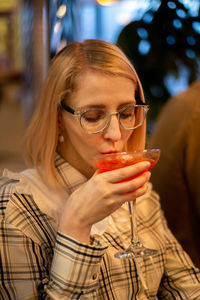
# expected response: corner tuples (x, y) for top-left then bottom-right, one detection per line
(61, 99), (149, 134)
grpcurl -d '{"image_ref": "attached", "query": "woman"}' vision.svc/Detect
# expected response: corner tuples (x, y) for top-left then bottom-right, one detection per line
(0, 39), (200, 299)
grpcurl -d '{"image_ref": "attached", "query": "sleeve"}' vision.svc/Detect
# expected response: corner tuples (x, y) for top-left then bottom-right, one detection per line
(157, 215), (200, 299)
(47, 232), (107, 299)
(0, 188), (108, 300)
(0, 217), (49, 299)
(0, 219), (107, 299)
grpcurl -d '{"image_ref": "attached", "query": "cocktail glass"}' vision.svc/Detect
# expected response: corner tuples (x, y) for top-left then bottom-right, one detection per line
(94, 149), (160, 259)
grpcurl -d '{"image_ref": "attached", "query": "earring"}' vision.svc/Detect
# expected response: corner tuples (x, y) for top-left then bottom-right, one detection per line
(58, 134), (64, 143)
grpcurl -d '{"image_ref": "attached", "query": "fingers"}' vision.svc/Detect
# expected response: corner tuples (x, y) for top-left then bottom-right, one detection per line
(122, 182), (149, 200)
(109, 182), (149, 211)
(103, 161), (151, 183)
(94, 162), (151, 199)
(114, 171), (151, 194)
(92, 170), (151, 211)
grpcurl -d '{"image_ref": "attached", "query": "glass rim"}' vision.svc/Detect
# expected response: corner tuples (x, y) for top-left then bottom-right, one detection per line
(94, 149), (161, 161)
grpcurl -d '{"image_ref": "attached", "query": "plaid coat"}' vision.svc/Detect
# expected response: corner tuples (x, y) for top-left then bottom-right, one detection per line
(0, 155), (200, 299)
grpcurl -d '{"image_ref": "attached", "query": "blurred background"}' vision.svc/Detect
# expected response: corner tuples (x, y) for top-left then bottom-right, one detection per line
(0, 0), (200, 174)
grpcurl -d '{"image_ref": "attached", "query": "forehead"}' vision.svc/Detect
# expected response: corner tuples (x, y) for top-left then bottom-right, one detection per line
(68, 70), (137, 108)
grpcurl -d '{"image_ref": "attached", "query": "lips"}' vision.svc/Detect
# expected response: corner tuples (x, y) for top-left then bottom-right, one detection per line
(100, 151), (118, 155)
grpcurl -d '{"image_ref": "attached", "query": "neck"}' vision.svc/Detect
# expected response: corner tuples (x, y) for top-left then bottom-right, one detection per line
(57, 144), (95, 179)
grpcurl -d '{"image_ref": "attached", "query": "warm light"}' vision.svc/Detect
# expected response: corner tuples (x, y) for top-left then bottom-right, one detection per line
(116, 1), (151, 25)
(97, 0), (118, 6)
(0, 0), (17, 11)
(116, 13), (132, 25)
(56, 4), (67, 18)
(54, 21), (61, 33)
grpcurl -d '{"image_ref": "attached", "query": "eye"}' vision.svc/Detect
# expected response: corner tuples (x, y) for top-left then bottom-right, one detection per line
(82, 110), (106, 123)
(120, 107), (135, 119)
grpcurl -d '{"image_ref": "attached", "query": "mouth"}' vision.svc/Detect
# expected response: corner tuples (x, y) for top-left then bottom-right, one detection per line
(100, 151), (119, 155)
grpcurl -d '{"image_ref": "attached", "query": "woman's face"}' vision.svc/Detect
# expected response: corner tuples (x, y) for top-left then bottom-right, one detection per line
(58, 70), (137, 178)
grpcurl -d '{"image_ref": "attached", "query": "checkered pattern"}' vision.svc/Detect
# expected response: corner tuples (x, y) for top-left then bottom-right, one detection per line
(0, 155), (200, 299)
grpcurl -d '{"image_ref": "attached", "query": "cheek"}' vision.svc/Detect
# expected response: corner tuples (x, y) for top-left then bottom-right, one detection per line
(122, 130), (133, 143)
(63, 117), (98, 147)
(80, 133), (101, 151)
(62, 115), (78, 136)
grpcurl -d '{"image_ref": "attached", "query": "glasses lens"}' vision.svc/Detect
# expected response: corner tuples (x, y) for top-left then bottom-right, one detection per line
(80, 106), (148, 133)
(119, 106), (146, 129)
(80, 109), (107, 133)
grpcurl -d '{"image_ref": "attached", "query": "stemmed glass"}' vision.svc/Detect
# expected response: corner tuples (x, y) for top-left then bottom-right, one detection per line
(94, 149), (160, 259)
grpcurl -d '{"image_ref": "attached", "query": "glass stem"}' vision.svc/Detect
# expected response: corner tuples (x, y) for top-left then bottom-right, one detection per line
(127, 200), (139, 245)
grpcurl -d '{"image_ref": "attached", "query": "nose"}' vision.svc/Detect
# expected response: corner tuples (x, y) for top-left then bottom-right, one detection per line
(103, 115), (122, 141)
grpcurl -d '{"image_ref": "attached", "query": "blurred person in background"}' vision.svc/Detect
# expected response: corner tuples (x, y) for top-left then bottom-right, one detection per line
(0, 40), (200, 299)
(150, 80), (200, 267)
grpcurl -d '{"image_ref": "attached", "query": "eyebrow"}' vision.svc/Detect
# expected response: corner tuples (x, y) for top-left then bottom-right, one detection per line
(77, 101), (137, 111)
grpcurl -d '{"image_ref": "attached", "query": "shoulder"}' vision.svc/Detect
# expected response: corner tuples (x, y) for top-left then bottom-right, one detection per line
(0, 175), (19, 217)
(0, 172), (56, 247)
(0, 169), (34, 217)
(167, 82), (200, 116)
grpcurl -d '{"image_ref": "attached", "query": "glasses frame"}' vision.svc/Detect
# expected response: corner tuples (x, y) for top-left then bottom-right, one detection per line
(60, 99), (149, 134)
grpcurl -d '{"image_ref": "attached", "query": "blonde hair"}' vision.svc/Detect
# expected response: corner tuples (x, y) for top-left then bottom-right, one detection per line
(24, 39), (146, 190)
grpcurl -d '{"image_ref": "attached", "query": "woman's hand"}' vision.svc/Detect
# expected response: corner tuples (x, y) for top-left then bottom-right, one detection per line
(58, 161), (151, 243)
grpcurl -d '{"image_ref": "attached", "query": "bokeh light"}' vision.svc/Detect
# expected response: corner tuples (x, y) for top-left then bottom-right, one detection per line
(137, 27), (148, 39)
(176, 8), (187, 18)
(173, 18), (182, 29)
(138, 40), (151, 55)
(56, 4), (67, 18)
(167, 1), (176, 9)
(166, 35), (176, 45)
(97, 0), (118, 6)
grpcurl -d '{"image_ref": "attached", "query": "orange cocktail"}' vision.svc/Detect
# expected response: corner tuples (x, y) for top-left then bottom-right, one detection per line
(94, 151), (159, 182)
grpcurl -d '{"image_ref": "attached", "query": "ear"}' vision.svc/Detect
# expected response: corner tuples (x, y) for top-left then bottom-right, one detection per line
(58, 111), (63, 128)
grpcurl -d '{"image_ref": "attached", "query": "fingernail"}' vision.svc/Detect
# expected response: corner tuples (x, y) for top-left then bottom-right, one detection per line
(144, 161), (151, 168)
(147, 171), (151, 179)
